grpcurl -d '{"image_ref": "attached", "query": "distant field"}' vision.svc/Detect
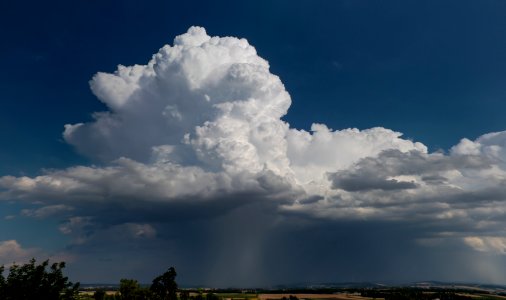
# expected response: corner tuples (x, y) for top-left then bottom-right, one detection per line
(79, 290), (118, 296)
(77, 290), (506, 300)
(215, 293), (258, 299)
(459, 294), (506, 300)
(77, 292), (381, 300)
(229, 293), (377, 300)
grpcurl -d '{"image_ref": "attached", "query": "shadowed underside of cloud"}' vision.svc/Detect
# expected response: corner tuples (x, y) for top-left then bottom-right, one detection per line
(2, 27), (506, 285)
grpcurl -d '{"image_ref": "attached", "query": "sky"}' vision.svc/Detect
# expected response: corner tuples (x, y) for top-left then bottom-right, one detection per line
(2, 0), (506, 287)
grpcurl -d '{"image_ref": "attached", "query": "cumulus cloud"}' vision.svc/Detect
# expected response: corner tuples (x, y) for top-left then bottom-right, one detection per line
(0, 26), (427, 220)
(327, 149), (491, 192)
(3, 26), (506, 233)
(0, 240), (39, 265)
(2, 26), (506, 283)
(287, 145), (506, 224)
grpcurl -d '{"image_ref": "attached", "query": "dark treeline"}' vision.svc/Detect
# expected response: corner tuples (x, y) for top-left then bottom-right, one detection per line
(0, 258), (180, 300)
(84, 266), (180, 300)
(0, 259), (79, 300)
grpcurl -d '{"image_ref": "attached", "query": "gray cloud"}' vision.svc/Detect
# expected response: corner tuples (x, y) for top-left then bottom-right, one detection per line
(328, 149), (491, 192)
(330, 175), (418, 192)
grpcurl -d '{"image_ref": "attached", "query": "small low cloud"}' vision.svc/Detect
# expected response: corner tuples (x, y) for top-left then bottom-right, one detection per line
(464, 236), (506, 254)
(21, 204), (74, 219)
(0, 240), (41, 266)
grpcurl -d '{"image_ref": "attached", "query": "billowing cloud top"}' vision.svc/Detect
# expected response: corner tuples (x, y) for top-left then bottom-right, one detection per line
(2, 27), (429, 207)
(58, 27), (426, 203)
(2, 27), (506, 282)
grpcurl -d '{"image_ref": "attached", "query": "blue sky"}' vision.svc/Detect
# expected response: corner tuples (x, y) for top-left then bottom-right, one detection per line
(2, 0), (506, 286)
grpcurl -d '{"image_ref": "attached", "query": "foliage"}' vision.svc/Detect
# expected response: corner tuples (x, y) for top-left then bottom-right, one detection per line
(104, 293), (121, 300)
(206, 293), (219, 300)
(120, 278), (153, 300)
(193, 291), (204, 300)
(150, 267), (178, 300)
(94, 289), (106, 300)
(0, 258), (79, 300)
(180, 290), (190, 300)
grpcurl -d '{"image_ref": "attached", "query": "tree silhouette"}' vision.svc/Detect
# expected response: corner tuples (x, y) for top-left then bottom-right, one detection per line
(94, 289), (106, 300)
(180, 290), (190, 300)
(206, 293), (219, 300)
(0, 265), (5, 299)
(0, 258), (79, 300)
(150, 267), (178, 300)
(120, 278), (141, 300)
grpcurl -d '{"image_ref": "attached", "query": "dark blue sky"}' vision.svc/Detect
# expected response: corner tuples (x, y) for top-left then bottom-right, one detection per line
(3, 1), (506, 286)
(2, 0), (506, 175)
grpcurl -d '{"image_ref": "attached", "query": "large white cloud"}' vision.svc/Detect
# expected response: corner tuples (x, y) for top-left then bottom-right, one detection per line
(2, 26), (506, 261)
(1, 26), (425, 208)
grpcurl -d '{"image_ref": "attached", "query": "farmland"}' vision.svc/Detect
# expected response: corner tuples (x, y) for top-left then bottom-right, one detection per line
(77, 287), (506, 300)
